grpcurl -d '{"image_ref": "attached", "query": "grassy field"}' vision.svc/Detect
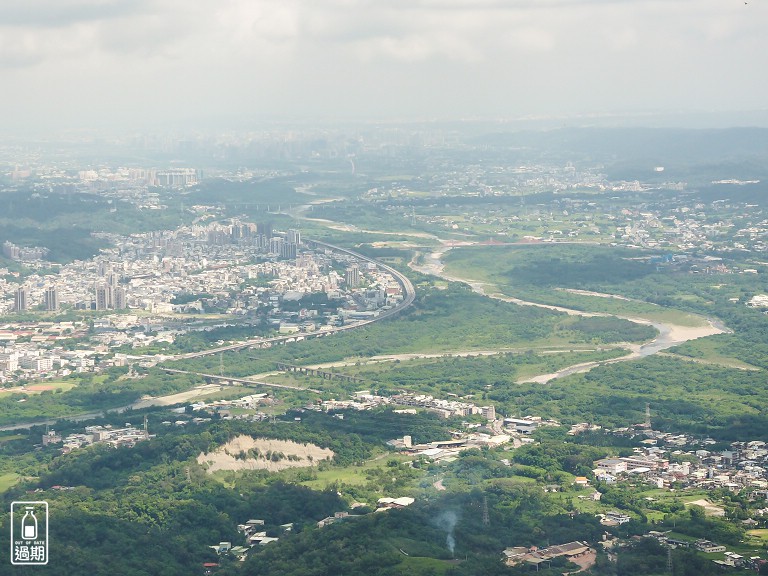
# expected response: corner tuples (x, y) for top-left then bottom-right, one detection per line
(396, 556), (455, 574)
(443, 244), (709, 327)
(746, 529), (768, 544)
(260, 348), (632, 399)
(0, 380), (78, 397)
(569, 487), (715, 522)
(661, 351), (760, 371)
(638, 488), (710, 504)
(667, 337), (762, 371)
(345, 348), (632, 389)
(209, 452), (419, 494)
(0, 434), (24, 443)
(0, 473), (20, 492)
(569, 493), (614, 516)
(177, 282), (652, 381)
(300, 453), (414, 491)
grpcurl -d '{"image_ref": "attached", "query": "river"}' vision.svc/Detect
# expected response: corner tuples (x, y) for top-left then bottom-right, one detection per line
(409, 246), (729, 384)
(0, 244), (729, 431)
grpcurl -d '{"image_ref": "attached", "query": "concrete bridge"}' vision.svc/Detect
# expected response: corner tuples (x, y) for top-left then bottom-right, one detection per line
(275, 362), (365, 383)
(162, 368), (322, 393)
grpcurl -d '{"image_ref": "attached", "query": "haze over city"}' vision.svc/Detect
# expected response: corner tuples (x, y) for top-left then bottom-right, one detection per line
(2, 0), (767, 133)
(5, 2), (768, 575)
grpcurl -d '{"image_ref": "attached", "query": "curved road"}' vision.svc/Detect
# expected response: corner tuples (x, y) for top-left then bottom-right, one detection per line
(151, 239), (415, 362)
(0, 241), (417, 431)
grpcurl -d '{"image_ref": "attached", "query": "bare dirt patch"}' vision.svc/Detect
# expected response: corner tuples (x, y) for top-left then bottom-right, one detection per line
(130, 384), (224, 409)
(566, 550), (597, 573)
(198, 435), (334, 474)
(687, 499), (725, 516)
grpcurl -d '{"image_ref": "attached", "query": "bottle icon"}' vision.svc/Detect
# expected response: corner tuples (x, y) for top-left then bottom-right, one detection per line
(21, 507), (37, 540)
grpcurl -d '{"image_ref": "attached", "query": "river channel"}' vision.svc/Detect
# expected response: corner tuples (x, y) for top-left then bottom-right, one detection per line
(410, 246), (729, 384)
(0, 244), (730, 431)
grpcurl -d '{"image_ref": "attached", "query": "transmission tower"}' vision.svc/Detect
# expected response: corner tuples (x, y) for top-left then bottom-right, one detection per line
(666, 546), (673, 574)
(482, 495), (490, 527)
(219, 352), (224, 376)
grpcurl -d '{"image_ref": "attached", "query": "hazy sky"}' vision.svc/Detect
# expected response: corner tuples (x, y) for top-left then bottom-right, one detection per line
(1, 0), (766, 131)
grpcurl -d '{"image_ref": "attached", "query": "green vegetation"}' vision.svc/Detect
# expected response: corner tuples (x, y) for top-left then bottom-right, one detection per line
(167, 322), (275, 354)
(230, 479), (604, 576)
(747, 529), (768, 543)
(444, 244), (709, 326)
(0, 368), (204, 426)
(187, 177), (310, 208)
(0, 414), (442, 575)
(5, 162), (768, 576)
(0, 473), (20, 492)
(0, 393), (759, 576)
(279, 349), (629, 399)
(174, 282), (653, 379)
(393, 242), (768, 439)
(0, 189), (191, 262)
(489, 356), (768, 439)
(0, 381), (77, 397)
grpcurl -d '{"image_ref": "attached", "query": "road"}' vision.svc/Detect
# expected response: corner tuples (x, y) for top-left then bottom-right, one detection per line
(141, 239), (416, 362)
(161, 368), (322, 393)
(0, 241), (415, 431)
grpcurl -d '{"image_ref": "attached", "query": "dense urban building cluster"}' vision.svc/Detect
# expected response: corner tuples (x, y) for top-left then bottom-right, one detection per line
(0, 220), (406, 383)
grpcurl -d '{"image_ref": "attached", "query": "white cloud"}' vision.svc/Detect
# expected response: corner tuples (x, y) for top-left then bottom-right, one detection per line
(0, 0), (765, 129)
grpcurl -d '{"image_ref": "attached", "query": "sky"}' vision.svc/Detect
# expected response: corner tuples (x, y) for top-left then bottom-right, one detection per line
(1, 0), (767, 132)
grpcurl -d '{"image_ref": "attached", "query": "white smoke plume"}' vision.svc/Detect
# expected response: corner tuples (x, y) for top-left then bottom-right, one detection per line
(434, 510), (459, 556)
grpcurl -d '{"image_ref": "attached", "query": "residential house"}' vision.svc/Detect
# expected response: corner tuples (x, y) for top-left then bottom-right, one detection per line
(695, 540), (726, 553)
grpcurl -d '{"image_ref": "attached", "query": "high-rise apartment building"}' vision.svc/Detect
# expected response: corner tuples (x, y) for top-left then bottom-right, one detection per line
(113, 287), (127, 310)
(287, 229), (301, 245)
(269, 237), (284, 255)
(481, 405), (496, 421)
(280, 242), (297, 259)
(2, 241), (20, 260)
(95, 285), (111, 311)
(345, 265), (360, 288)
(44, 286), (59, 311)
(14, 287), (28, 312)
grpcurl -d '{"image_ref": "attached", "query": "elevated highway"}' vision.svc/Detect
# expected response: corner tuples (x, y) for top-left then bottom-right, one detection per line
(159, 240), (416, 361)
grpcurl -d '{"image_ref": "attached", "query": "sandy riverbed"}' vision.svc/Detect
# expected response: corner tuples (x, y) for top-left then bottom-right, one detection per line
(409, 244), (729, 383)
(130, 384), (224, 409)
